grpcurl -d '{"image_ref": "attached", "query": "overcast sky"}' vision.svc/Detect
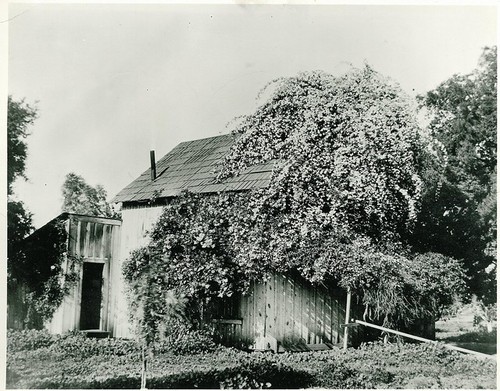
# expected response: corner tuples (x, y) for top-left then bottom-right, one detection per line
(8, 2), (497, 228)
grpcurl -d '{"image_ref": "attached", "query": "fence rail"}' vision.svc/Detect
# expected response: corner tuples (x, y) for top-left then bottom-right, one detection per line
(354, 319), (496, 360)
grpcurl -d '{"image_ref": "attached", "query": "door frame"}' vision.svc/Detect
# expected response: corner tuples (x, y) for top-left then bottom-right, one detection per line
(77, 259), (110, 331)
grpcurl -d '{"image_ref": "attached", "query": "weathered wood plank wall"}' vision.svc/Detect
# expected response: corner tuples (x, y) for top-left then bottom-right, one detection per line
(47, 215), (121, 334)
(109, 204), (369, 346)
(112, 205), (164, 338)
(213, 273), (349, 350)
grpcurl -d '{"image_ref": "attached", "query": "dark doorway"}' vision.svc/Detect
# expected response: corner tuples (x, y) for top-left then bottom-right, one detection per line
(80, 263), (104, 330)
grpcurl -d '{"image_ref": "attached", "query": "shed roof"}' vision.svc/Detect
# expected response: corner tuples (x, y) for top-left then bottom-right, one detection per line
(23, 212), (121, 243)
(113, 133), (275, 203)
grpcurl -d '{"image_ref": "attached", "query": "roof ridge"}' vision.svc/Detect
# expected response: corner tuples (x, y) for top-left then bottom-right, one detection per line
(177, 132), (233, 145)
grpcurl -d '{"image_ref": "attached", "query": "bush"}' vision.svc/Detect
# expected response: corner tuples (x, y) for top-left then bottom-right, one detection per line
(50, 333), (140, 358)
(13, 351), (313, 389)
(8, 329), (141, 357)
(309, 361), (369, 388)
(444, 329), (497, 343)
(7, 327), (218, 358)
(149, 359), (313, 389)
(155, 328), (219, 355)
(223, 354), (313, 389)
(6, 339), (496, 389)
(7, 329), (55, 352)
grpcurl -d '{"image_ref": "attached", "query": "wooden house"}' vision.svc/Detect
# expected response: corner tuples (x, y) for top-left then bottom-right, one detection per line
(8, 213), (121, 336)
(112, 134), (365, 350)
(8, 135), (433, 349)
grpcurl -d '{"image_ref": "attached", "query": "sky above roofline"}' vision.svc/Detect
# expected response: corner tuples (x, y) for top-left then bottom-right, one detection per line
(7, 2), (497, 228)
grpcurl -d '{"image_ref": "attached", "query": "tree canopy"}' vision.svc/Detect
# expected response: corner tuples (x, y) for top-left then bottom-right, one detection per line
(124, 66), (465, 334)
(8, 96), (38, 196)
(413, 46), (497, 303)
(61, 173), (119, 218)
(7, 96), (36, 258)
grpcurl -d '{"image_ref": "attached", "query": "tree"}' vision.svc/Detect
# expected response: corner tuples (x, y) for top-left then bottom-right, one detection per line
(7, 96), (37, 262)
(8, 96), (38, 196)
(7, 96), (37, 327)
(414, 46), (497, 303)
(61, 173), (119, 218)
(7, 201), (33, 247)
(124, 66), (466, 330)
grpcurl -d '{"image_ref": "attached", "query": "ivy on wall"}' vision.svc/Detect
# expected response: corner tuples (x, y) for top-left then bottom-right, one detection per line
(124, 66), (467, 339)
(8, 219), (82, 328)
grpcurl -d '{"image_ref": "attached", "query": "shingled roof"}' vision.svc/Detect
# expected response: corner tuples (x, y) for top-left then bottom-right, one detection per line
(113, 133), (275, 203)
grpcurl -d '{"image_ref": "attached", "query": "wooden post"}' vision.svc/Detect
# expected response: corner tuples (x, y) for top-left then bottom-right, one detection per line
(343, 288), (351, 350)
(141, 344), (147, 389)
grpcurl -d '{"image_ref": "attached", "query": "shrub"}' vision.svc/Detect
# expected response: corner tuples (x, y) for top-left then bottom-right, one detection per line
(6, 339), (496, 389)
(155, 328), (218, 355)
(13, 351), (313, 389)
(50, 333), (140, 358)
(307, 361), (367, 388)
(149, 362), (312, 389)
(227, 354), (314, 389)
(444, 328), (497, 343)
(7, 327), (219, 358)
(7, 329), (55, 352)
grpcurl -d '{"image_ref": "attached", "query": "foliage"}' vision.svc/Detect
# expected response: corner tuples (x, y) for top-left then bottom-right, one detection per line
(415, 46), (497, 304)
(470, 295), (497, 331)
(61, 172), (120, 218)
(351, 251), (466, 324)
(7, 199), (33, 279)
(50, 333), (140, 358)
(7, 329), (139, 357)
(124, 66), (466, 330)
(312, 361), (376, 389)
(123, 242), (214, 387)
(7, 95), (38, 195)
(7, 199), (33, 253)
(122, 192), (248, 346)
(443, 328), (497, 344)
(7, 328), (217, 358)
(123, 192), (249, 294)
(219, 67), (424, 243)
(8, 219), (82, 326)
(122, 247), (189, 346)
(7, 329), (56, 352)
(7, 97), (37, 325)
(154, 326), (218, 355)
(6, 338), (496, 389)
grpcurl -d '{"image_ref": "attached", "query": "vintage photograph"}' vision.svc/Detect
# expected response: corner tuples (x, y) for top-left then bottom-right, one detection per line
(6, 2), (497, 389)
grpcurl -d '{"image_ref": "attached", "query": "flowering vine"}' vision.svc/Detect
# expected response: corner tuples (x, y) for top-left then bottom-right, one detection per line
(124, 66), (466, 334)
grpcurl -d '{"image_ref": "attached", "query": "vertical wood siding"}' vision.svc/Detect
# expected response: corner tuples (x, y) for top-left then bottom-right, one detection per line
(112, 205), (164, 338)
(213, 273), (348, 350)
(46, 215), (121, 335)
(108, 205), (367, 345)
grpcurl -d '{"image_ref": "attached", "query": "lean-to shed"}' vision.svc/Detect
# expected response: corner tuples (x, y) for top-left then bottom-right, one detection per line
(8, 213), (121, 336)
(112, 134), (364, 350)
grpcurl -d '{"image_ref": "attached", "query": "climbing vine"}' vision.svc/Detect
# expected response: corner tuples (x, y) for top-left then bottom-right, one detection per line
(124, 66), (466, 333)
(8, 219), (82, 327)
